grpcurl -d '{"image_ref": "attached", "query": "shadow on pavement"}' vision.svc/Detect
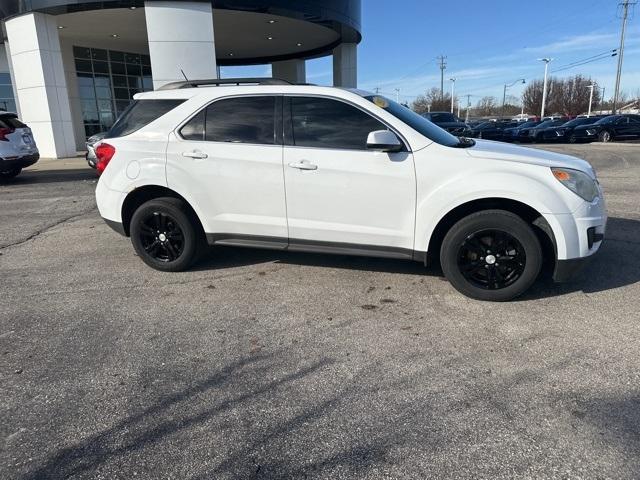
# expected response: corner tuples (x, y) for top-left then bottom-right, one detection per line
(0, 168), (96, 185)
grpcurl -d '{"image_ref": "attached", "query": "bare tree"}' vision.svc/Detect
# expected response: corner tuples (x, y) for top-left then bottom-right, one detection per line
(475, 96), (498, 116)
(523, 75), (601, 116)
(412, 87), (455, 113)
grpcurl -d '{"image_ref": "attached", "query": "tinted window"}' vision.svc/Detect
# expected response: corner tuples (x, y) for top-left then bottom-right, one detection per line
(0, 115), (26, 128)
(105, 99), (184, 138)
(595, 116), (620, 125)
(180, 109), (205, 141)
(205, 96), (276, 144)
(428, 113), (457, 123)
(290, 97), (387, 150)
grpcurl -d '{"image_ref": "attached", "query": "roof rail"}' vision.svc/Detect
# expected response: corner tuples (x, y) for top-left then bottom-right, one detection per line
(158, 77), (291, 90)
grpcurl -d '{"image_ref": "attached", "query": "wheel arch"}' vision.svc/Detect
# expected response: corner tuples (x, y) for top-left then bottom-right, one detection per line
(425, 197), (557, 269)
(121, 185), (205, 237)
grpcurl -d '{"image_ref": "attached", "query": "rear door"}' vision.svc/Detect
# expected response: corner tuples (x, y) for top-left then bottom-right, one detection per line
(166, 95), (288, 243)
(282, 95), (416, 253)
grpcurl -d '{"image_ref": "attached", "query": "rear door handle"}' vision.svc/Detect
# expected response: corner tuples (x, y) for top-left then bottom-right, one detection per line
(182, 150), (208, 159)
(288, 160), (318, 170)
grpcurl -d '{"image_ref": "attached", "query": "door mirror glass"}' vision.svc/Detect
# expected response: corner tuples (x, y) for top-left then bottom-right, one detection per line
(366, 130), (403, 152)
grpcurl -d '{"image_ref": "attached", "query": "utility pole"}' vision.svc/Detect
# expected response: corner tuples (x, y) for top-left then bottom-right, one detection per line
(394, 88), (400, 103)
(449, 77), (456, 113)
(613, 0), (635, 113)
(465, 94), (471, 122)
(600, 86), (606, 113)
(502, 79), (525, 117)
(437, 55), (447, 98)
(539, 58), (553, 119)
(587, 84), (595, 117)
(374, 87), (380, 94)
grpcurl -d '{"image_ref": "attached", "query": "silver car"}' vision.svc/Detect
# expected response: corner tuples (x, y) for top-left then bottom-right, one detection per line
(0, 112), (39, 180)
(86, 132), (106, 169)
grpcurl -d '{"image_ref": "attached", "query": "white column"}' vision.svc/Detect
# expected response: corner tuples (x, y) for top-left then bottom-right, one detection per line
(5, 13), (76, 158)
(145, 1), (217, 90)
(272, 59), (306, 84)
(333, 43), (357, 88)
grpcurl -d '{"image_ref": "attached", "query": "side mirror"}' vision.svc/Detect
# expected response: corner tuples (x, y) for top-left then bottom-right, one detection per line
(366, 130), (403, 152)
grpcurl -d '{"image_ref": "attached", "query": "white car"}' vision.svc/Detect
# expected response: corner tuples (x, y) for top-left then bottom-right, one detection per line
(0, 112), (39, 180)
(95, 79), (606, 301)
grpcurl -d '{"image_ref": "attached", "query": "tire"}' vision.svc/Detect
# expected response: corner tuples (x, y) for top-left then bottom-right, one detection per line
(130, 197), (203, 272)
(568, 134), (577, 144)
(0, 168), (21, 180)
(440, 210), (542, 301)
(598, 130), (612, 143)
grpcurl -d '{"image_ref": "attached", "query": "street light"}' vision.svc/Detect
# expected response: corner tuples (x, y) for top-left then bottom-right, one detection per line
(538, 58), (553, 119)
(449, 78), (456, 113)
(587, 84), (596, 117)
(502, 78), (525, 117)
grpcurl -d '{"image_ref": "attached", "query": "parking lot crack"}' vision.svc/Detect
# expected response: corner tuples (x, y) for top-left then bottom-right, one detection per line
(0, 207), (97, 251)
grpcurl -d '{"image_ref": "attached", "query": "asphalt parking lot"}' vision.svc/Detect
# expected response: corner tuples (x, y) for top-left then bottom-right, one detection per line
(1, 144), (639, 479)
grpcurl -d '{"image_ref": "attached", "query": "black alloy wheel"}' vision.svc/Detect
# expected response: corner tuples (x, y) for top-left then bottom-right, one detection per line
(130, 197), (203, 271)
(440, 210), (542, 301)
(457, 229), (526, 290)
(138, 211), (185, 262)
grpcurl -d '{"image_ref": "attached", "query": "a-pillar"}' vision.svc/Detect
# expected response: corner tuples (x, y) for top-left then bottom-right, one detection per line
(5, 13), (76, 158)
(332, 43), (357, 88)
(144, 1), (217, 90)
(272, 59), (306, 84)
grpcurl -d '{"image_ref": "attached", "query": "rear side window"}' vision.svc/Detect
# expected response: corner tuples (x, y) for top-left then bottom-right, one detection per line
(179, 96), (277, 144)
(105, 99), (184, 138)
(289, 97), (386, 150)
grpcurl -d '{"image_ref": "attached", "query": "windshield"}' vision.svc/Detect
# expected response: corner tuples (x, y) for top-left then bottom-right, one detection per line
(561, 117), (593, 127)
(365, 96), (461, 147)
(595, 115), (620, 125)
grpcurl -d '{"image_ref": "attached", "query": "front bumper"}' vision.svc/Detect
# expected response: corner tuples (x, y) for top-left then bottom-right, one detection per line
(0, 153), (39, 171)
(553, 256), (595, 282)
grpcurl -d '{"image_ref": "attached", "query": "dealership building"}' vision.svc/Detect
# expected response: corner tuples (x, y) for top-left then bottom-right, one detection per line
(0, 0), (362, 158)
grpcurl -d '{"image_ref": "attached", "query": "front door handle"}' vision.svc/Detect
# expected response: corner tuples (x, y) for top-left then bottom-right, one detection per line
(182, 150), (208, 159)
(288, 160), (318, 171)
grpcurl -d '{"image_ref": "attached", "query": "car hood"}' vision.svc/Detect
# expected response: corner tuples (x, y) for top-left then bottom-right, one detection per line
(465, 139), (595, 176)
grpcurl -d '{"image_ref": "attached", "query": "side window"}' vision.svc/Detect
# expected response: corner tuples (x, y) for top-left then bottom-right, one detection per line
(180, 109), (205, 141)
(205, 96), (276, 144)
(290, 97), (388, 150)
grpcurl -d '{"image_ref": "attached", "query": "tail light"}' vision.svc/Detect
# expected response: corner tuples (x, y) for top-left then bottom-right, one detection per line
(95, 143), (116, 175)
(0, 127), (15, 141)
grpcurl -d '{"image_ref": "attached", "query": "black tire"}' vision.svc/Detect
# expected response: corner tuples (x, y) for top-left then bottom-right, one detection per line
(440, 210), (542, 301)
(0, 168), (21, 180)
(598, 130), (612, 143)
(568, 134), (577, 144)
(130, 197), (203, 272)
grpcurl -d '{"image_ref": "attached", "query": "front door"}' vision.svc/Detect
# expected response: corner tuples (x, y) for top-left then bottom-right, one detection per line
(166, 95), (287, 243)
(282, 96), (416, 254)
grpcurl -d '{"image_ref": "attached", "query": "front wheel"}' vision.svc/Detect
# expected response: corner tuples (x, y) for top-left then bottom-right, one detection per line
(598, 130), (612, 143)
(130, 197), (203, 272)
(0, 168), (21, 180)
(440, 210), (542, 301)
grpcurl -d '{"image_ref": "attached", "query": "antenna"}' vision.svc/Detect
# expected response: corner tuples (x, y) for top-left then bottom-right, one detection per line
(181, 69), (189, 81)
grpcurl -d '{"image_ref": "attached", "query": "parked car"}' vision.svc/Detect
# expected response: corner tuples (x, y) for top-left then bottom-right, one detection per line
(0, 112), (39, 180)
(422, 112), (471, 136)
(469, 120), (519, 141)
(95, 78), (606, 301)
(502, 120), (543, 142)
(541, 117), (604, 143)
(527, 118), (571, 143)
(86, 132), (107, 168)
(572, 114), (640, 143)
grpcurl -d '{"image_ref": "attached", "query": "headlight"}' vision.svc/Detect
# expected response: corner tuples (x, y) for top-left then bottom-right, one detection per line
(586, 129), (597, 135)
(551, 167), (599, 202)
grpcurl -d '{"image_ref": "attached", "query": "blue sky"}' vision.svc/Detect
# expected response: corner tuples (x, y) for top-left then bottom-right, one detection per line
(223, 0), (640, 105)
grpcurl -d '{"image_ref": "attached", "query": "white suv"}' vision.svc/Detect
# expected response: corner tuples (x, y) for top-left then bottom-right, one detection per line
(0, 112), (39, 180)
(95, 79), (606, 301)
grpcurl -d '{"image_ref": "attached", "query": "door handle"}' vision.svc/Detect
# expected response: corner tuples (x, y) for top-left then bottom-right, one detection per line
(182, 150), (208, 159)
(288, 160), (318, 171)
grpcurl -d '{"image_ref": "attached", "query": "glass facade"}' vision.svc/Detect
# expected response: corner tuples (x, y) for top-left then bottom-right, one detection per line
(0, 73), (17, 113)
(73, 46), (152, 137)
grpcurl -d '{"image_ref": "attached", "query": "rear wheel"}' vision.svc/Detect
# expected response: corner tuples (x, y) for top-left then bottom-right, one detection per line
(598, 130), (612, 143)
(440, 210), (542, 301)
(0, 168), (21, 180)
(568, 134), (577, 144)
(130, 197), (203, 272)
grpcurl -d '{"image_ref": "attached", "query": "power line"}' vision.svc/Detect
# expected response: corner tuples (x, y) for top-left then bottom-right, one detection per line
(551, 49), (618, 73)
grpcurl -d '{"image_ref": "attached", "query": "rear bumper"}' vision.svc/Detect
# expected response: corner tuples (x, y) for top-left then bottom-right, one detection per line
(104, 218), (126, 236)
(0, 153), (39, 171)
